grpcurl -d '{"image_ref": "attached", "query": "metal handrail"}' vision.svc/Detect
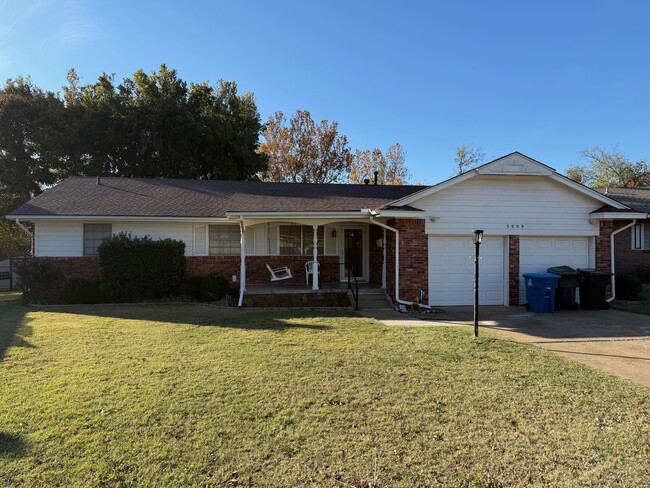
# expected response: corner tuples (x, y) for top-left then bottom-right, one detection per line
(346, 261), (359, 311)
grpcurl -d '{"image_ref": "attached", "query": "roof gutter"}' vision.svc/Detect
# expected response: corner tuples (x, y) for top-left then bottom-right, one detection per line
(368, 212), (432, 310)
(606, 219), (638, 303)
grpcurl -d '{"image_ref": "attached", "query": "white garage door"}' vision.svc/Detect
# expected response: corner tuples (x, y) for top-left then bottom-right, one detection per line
(429, 236), (505, 306)
(519, 237), (590, 304)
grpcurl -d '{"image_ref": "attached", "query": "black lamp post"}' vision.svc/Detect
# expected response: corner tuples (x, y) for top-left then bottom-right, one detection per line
(472, 230), (484, 337)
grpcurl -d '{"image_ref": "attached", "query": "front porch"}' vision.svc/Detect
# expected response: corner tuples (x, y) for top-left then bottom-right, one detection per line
(241, 282), (387, 308)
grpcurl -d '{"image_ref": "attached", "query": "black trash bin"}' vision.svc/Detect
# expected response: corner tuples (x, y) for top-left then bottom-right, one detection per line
(547, 265), (581, 310)
(577, 268), (613, 310)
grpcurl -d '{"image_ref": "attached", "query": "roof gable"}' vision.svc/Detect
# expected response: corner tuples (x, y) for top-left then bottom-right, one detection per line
(389, 151), (629, 210)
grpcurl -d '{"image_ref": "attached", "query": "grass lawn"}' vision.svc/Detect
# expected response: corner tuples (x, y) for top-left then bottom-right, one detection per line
(614, 284), (650, 316)
(1, 302), (649, 487)
(0, 291), (21, 303)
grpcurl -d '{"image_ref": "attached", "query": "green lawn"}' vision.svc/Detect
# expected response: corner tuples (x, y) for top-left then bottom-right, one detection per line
(0, 291), (21, 303)
(1, 302), (649, 487)
(615, 284), (650, 316)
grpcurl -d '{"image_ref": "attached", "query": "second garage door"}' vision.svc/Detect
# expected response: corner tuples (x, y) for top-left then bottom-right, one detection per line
(519, 237), (591, 304)
(429, 236), (505, 306)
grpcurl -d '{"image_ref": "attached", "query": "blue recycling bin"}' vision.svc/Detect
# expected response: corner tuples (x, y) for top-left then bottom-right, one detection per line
(522, 273), (561, 313)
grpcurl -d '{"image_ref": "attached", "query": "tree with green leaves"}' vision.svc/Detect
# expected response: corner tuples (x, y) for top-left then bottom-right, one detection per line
(566, 146), (649, 188)
(349, 143), (409, 184)
(259, 110), (352, 183)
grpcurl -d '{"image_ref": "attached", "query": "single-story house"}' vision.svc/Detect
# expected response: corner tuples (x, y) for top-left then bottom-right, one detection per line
(7, 152), (650, 307)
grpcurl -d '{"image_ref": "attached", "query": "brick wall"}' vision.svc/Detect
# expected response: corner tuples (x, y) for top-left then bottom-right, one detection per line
(612, 219), (650, 274)
(385, 219), (428, 305)
(595, 220), (614, 272)
(33, 257), (101, 280)
(508, 235), (520, 305)
(242, 292), (350, 307)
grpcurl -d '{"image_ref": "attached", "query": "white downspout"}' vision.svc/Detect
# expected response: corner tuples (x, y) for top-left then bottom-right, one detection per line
(606, 219), (637, 303)
(381, 227), (386, 289)
(369, 214), (432, 310)
(238, 216), (246, 307)
(15, 219), (34, 256)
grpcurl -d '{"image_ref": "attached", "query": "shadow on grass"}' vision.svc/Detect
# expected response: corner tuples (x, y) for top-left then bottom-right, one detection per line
(0, 301), (33, 362)
(42, 303), (349, 331)
(0, 432), (28, 458)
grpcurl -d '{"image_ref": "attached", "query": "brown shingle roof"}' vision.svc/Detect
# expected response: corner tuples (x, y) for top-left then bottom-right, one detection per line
(595, 187), (650, 213)
(7, 177), (425, 218)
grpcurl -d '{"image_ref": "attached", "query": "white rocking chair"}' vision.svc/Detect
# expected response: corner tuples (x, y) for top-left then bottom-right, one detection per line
(305, 261), (319, 286)
(266, 263), (293, 282)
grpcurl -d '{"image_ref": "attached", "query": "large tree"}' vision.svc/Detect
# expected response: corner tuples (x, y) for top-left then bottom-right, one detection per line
(57, 65), (268, 180)
(566, 146), (649, 188)
(349, 143), (409, 185)
(0, 76), (64, 202)
(259, 110), (352, 183)
(452, 143), (485, 176)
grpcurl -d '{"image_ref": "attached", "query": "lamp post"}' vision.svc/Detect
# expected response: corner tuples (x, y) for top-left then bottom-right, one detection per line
(472, 230), (484, 338)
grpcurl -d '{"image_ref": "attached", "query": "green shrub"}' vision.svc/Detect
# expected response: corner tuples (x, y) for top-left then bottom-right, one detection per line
(62, 277), (104, 304)
(615, 273), (643, 300)
(13, 259), (62, 300)
(97, 233), (186, 302)
(186, 272), (234, 302)
(631, 267), (650, 284)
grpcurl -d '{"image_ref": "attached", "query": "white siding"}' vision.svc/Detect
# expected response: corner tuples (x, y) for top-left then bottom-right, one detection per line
(414, 175), (601, 237)
(114, 222), (194, 256)
(35, 221), (84, 256)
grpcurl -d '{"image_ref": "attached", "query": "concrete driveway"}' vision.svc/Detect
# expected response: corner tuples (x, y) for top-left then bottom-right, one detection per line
(364, 306), (650, 387)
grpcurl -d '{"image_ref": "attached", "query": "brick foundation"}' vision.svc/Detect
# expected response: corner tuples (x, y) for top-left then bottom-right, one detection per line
(385, 218), (428, 305)
(242, 292), (350, 308)
(369, 224), (384, 286)
(508, 235), (520, 305)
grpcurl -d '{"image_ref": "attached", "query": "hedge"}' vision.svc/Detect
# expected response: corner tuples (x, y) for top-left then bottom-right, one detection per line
(97, 233), (185, 302)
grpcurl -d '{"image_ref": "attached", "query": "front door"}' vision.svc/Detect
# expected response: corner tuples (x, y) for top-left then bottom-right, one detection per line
(343, 229), (363, 279)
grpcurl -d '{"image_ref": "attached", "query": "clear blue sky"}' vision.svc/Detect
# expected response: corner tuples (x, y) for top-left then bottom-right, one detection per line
(2, 0), (649, 184)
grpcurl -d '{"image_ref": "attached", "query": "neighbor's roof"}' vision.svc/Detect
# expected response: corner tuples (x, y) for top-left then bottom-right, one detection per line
(595, 187), (650, 214)
(6, 177), (426, 218)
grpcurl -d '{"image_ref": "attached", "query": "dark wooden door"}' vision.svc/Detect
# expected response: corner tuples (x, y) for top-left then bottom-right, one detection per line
(344, 229), (363, 278)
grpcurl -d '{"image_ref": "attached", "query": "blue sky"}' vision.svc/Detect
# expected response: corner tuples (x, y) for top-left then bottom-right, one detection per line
(1, 0), (649, 184)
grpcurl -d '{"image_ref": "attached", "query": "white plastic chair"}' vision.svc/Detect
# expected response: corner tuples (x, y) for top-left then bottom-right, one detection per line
(266, 263), (292, 282)
(305, 261), (319, 286)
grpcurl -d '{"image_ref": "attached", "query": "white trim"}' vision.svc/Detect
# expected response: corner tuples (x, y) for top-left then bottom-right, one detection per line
(10, 215), (232, 223)
(589, 212), (647, 220)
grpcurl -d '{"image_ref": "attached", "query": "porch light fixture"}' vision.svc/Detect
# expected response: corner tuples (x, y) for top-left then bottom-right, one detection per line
(472, 229), (484, 337)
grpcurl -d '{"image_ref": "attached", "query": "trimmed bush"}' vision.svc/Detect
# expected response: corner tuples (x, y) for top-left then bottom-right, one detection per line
(631, 267), (650, 284)
(62, 277), (104, 304)
(97, 233), (186, 302)
(615, 273), (643, 301)
(14, 258), (63, 300)
(186, 272), (234, 302)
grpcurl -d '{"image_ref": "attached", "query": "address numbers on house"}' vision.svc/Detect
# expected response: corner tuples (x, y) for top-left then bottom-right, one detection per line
(505, 224), (525, 229)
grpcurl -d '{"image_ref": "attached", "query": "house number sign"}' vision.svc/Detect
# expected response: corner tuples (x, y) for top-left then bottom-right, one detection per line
(505, 224), (525, 229)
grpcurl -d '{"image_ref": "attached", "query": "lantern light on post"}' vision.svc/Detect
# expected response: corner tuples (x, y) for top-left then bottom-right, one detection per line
(472, 230), (484, 337)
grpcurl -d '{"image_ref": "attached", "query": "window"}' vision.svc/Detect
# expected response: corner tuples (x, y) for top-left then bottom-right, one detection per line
(632, 224), (650, 250)
(83, 224), (112, 256)
(209, 225), (240, 255)
(279, 225), (324, 255)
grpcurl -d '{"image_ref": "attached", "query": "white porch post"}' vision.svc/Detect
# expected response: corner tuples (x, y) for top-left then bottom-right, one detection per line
(381, 227), (387, 289)
(312, 225), (319, 290)
(238, 216), (246, 307)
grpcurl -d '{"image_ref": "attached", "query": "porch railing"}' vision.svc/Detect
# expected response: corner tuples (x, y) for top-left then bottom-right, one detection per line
(345, 262), (359, 311)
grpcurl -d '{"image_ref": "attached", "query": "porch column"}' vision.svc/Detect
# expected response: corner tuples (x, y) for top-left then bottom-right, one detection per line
(238, 217), (246, 307)
(312, 225), (319, 290)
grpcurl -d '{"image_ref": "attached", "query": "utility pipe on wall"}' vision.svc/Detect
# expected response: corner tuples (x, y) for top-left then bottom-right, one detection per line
(368, 213), (431, 310)
(606, 219), (637, 303)
(15, 219), (34, 256)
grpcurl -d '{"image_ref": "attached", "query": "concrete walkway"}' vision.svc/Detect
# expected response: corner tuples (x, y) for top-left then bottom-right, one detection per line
(362, 306), (650, 387)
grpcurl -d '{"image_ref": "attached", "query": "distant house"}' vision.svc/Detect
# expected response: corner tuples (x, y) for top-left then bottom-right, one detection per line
(0, 260), (11, 291)
(6, 152), (646, 306)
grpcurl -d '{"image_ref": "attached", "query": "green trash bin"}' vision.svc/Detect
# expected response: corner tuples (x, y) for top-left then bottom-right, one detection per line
(577, 268), (612, 310)
(547, 265), (581, 310)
